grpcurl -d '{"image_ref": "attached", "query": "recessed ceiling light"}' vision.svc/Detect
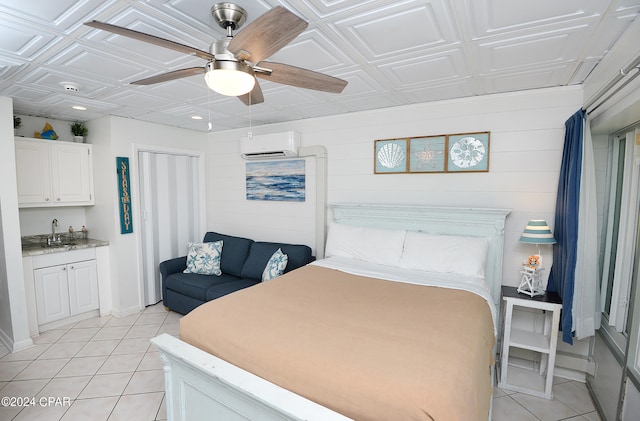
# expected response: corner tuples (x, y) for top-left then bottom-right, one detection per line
(191, 115), (203, 120)
(72, 105), (87, 110)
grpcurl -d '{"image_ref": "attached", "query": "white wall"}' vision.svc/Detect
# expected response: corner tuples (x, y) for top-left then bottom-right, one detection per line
(14, 114), (78, 143)
(15, 115), (91, 238)
(19, 207), (88, 237)
(207, 85), (584, 285)
(85, 116), (207, 316)
(0, 97), (32, 351)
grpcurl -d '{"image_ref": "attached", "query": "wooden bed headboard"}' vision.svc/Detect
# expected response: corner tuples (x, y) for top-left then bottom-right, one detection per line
(330, 204), (511, 307)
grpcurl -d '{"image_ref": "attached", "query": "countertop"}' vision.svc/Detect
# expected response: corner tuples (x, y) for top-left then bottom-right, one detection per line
(22, 235), (109, 256)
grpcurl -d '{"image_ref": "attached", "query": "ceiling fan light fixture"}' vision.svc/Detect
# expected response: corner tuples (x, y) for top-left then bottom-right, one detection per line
(204, 61), (255, 97)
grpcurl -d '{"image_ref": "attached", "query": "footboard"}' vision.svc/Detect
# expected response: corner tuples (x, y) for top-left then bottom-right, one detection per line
(151, 333), (352, 421)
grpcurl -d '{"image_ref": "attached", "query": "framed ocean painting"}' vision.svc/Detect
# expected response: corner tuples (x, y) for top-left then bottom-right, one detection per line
(246, 160), (306, 202)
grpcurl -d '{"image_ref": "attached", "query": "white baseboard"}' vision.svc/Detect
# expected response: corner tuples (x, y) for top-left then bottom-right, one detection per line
(37, 310), (100, 333)
(11, 338), (34, 352)
(0, 327), (13, 352)
(0, 327), (34, 352)
(110, 304), (143, 318)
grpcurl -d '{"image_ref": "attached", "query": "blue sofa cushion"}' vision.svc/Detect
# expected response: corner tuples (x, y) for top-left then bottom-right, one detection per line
(241, 242), (313, 281)
(203, 232), (254, 278)
(165, 272), (241, 301)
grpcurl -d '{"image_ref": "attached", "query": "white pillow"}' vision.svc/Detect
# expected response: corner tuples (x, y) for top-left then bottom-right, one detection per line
(325, 222), (406, 267)
(262, 248), (288, 281)
(399, 231), (490, 277)
(183, 241), (223, 276)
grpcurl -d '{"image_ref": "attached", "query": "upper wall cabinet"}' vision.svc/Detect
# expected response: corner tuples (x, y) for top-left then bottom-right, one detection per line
(15, 137), (94, 207)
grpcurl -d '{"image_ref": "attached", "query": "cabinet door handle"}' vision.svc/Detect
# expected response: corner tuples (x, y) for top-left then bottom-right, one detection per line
(70, 266), (74, 270)
(56, 198), (61, 201)
(45, 198), (50, 201)
(62, 267), (66, 271)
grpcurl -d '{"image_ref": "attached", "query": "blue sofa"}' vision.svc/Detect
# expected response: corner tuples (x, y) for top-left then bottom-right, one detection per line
(159, 231), (314, 314)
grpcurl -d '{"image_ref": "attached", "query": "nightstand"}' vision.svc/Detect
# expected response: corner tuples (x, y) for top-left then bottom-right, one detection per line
(498, 285), (562, 399)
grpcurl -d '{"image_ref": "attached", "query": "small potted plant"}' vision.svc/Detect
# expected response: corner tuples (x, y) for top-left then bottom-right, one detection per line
(13, 116), (21, 135)
(70, 121), (88, 142)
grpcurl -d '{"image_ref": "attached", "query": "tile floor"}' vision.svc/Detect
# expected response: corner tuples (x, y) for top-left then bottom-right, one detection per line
(0, 303), (177, 421)
(0, 303), (602, 421)
(492, 378), (602, 421)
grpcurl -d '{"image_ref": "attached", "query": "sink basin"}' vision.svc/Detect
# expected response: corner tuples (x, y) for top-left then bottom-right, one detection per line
(42, 241), (77, 248)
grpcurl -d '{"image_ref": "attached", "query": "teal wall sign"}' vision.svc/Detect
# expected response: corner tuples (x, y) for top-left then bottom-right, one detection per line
(116, 157), (133, 234)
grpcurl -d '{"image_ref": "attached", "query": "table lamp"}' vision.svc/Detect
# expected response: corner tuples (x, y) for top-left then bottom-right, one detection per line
(518, 220), (556, 296)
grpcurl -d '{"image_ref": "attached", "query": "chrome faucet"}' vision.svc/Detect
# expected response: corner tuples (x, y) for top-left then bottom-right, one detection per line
(48, 218), (61, 245)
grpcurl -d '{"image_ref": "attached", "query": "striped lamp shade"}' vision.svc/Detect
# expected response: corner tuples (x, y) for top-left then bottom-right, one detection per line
(519, 220), (557, 244)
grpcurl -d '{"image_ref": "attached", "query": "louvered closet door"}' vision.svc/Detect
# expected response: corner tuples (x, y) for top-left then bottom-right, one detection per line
(139, 151), (201, 306)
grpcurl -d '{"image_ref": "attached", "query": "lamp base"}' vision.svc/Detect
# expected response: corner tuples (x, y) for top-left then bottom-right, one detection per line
(517, 266), (545, 297)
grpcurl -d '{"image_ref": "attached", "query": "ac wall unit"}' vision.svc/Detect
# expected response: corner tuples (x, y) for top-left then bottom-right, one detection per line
(240, 131), (300, 160)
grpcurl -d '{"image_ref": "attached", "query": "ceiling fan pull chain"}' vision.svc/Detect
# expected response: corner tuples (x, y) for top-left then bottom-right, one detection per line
(247, 89), (253, 139)
(207, 84), (213, 131)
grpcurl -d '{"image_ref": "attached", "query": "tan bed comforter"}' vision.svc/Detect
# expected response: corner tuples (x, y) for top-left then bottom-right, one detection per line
(180, 264), (495, 421)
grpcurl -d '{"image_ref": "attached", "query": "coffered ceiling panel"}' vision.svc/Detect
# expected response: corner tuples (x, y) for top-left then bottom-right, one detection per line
(1, 0), (639, 132)
(47, 45), (150, 83)
(475, 28), (587, 73)
(333, 1), (458, 60)
(338, 69), (388, 95)
(482, 66), (569, 94)
(297, 0), (380, 18)
(269, 29), (351, 70)
(405, 79), (475, 104)
(380, 50), (468, 87)
(0, 21), (58, 61)
(137, 78), (210, 103)
(15, 67), (111, 100)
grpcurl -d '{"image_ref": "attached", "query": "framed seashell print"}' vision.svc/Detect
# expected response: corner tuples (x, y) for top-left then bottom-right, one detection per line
(446, 132), (490, 172)
(409, 135), (446, 173)
(374, 139), (408, 173)
(375, 131), (490, 174)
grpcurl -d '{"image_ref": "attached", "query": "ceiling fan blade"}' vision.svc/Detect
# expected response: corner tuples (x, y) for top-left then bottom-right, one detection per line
(132, 67), (205, 85)
(227, 7), (308, 63)
(256, 62), (347, 93)
(85, 20), (214, 61)
(238, 79), (264, 106)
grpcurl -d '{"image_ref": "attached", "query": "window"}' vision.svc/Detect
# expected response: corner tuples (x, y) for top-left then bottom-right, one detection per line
(599, 128), (640, 350)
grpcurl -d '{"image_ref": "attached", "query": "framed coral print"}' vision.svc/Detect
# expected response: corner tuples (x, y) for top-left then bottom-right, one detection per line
(374, 139), (408, 174)
(446, 132), (490, 172)
(409, 136), (446, 173)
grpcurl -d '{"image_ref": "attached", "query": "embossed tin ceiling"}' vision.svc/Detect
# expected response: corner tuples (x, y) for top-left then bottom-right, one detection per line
(1, 0), (639, 132)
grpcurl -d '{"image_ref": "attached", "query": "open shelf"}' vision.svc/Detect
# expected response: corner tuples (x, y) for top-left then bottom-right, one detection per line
(509, 328), (551, 353)
(498, 364), (548, 399)
(499, 286), (562, 400)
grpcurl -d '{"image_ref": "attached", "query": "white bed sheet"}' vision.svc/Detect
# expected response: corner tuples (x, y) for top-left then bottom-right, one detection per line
(311, 256), (498, 335)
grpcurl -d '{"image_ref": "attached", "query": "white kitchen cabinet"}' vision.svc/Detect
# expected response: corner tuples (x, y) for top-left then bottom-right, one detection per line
(14, 139), (51, 205)
(24, 247), (110, 336)
(34, 259), (99, 325)
(34, 265), (70, 325)
(15, 137), (94, 207)
(67, 260), (99, 316)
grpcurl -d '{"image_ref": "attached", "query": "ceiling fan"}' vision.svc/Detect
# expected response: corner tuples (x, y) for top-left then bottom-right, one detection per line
(85, 3), (348, 105)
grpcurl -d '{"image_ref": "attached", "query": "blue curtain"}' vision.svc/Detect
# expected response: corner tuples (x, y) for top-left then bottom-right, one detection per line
(547, 109), (585, 345)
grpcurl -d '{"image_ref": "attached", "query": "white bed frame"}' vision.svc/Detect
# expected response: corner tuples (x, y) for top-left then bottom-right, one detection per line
(151, 204), (511, 421)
